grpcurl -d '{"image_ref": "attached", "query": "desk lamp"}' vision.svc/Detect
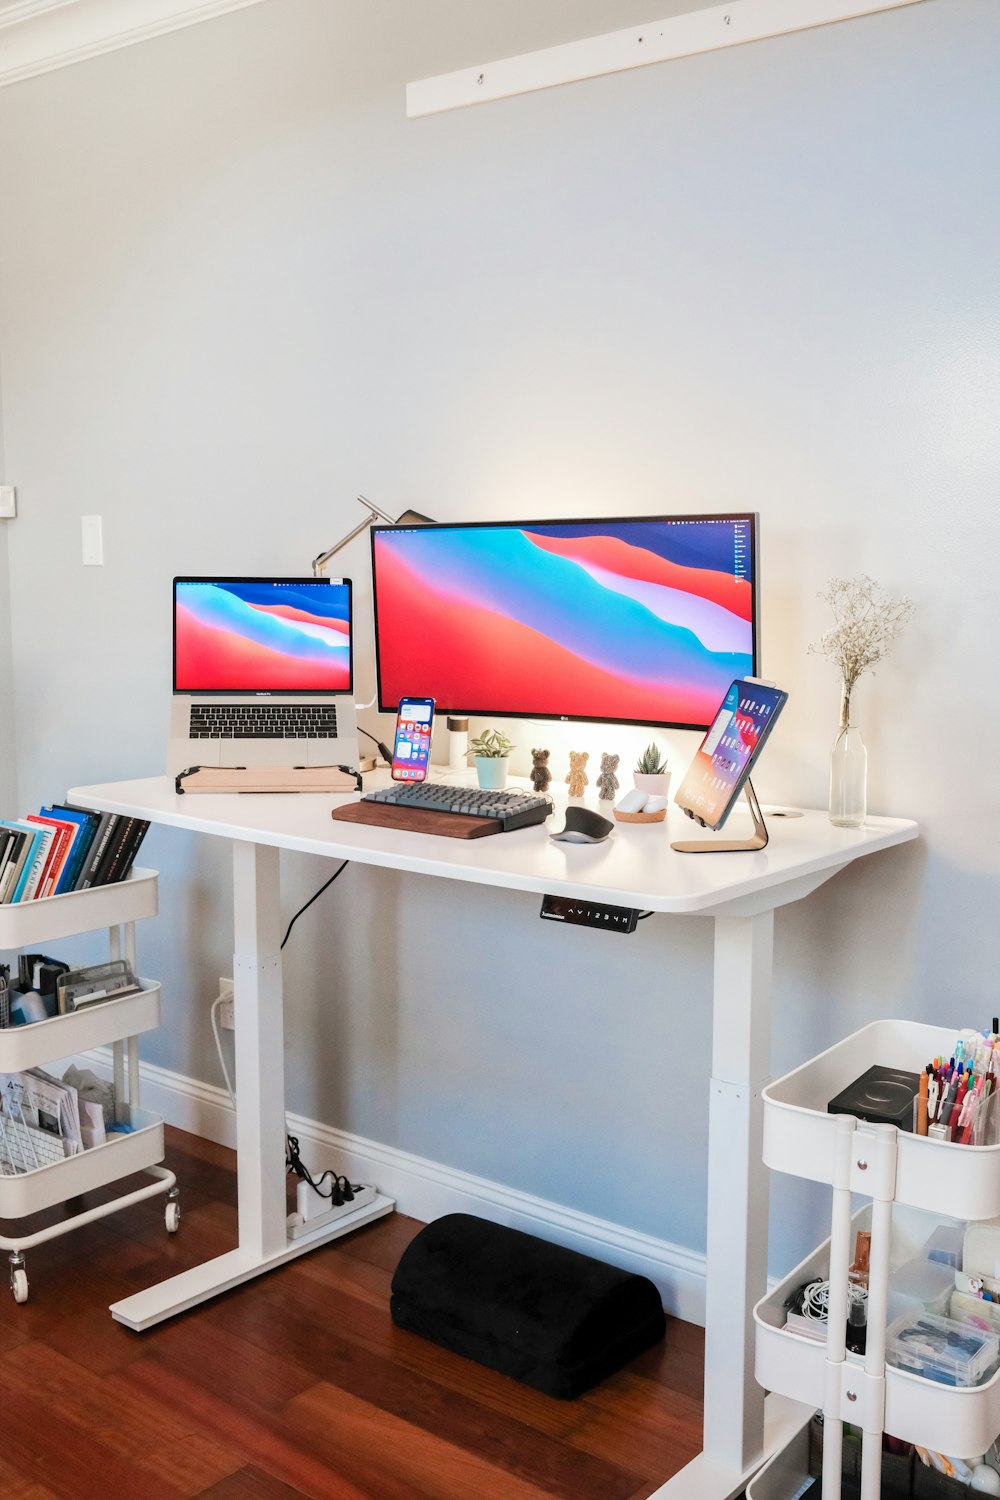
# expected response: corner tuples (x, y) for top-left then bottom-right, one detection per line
(311, 494), (434, 576)
(312, 495), (436, 768)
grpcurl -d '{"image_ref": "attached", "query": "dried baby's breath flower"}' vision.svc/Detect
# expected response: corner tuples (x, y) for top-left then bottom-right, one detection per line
(809, 575), (914, 721)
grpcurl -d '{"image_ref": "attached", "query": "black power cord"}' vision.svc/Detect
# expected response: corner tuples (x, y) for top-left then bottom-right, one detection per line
(358, 724), (392, 764)
(280, 859), (350, 950)
(280, 859), (358, 1204)
(285, 1132), (356, 1204)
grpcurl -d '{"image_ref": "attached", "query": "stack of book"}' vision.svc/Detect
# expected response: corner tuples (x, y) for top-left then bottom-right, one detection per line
(0, 804), (149, 904)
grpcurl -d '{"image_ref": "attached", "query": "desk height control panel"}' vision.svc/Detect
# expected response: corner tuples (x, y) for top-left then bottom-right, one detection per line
(539, 895), (640, 933)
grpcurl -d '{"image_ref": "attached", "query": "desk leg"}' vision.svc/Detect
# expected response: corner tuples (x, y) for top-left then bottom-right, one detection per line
(649, 911), (810, 1498)
(231, 840), (287, 1260)
(110, 841), (393, 1330)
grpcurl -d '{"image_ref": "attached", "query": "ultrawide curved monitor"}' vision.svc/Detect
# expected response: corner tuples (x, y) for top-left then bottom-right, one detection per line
(371, 513), (758, 731)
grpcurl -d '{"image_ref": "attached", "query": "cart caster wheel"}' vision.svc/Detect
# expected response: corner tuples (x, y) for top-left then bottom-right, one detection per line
(11, 1268), (28, 1304)
(165, 1200), (181, 1233)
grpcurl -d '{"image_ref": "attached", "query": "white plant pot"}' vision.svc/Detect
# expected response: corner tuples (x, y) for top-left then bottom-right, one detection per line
(633, 771), (671, 798)
(475, 757), (509, 790)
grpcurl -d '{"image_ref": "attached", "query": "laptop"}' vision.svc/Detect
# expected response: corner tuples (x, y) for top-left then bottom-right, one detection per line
(168, 576), (359, 776)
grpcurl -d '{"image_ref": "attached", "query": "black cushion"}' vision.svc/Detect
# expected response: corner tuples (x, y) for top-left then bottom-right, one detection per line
(390, 1212), (666, 1399)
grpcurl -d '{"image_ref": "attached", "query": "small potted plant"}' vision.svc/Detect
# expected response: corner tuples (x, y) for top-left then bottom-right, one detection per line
(469, 727), (515, 790)
(633, 742), (670, 797)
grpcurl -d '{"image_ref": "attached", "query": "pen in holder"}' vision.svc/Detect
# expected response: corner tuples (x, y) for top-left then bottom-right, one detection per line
(915, 1081), (999, 1146)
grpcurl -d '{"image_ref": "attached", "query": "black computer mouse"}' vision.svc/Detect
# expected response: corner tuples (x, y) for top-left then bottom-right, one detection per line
(549, 807), (615, 844)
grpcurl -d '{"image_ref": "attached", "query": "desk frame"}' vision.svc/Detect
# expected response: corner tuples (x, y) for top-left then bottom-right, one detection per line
(70, 778), (916, 1499)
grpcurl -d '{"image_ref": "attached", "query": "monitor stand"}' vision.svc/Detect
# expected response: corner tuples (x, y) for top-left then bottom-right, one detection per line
(671, 779), (769, 854)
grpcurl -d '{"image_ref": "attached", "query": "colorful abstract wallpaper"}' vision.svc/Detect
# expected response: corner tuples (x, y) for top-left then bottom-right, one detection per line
(373, 519), (754, 727)
(175, 581), (352, 692)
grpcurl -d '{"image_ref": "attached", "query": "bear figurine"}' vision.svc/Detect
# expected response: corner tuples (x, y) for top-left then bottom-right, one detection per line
(566, 750), (589, 799)
(530, 748), (552, 794)
(596, 752), (620, 802)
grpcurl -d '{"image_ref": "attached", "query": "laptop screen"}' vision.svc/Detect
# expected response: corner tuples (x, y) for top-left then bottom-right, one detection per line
(174, 577), (353, 694)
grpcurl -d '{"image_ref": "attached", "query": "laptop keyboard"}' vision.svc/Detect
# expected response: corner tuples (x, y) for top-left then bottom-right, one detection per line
(189, 704), (339, 739)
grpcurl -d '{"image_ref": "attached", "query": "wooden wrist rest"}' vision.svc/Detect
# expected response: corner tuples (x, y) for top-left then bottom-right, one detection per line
(331, 801), (500, 839)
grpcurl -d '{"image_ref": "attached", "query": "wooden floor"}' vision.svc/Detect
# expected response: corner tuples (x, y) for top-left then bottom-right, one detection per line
(0, 1127), (704, 1499)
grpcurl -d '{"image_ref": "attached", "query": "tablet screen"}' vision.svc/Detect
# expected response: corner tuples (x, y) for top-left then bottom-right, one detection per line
(673, 679), (788, 829)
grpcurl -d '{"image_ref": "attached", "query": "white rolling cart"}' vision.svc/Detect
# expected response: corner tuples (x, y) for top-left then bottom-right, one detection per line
(0, 868), (178, 1304)
(749, 1019), (1000, 1500)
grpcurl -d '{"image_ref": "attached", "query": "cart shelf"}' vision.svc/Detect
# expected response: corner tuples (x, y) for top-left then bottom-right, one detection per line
(755, 1018), (1000, 1500)
(0, 869), (176, 1303)
(0, 866), (157, 948)
(755, 1209), (1000, 1461)
(763, 1019), (1000, 1220)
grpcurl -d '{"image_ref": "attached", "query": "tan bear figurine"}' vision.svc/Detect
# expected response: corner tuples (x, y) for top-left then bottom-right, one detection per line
(566, 750), (589, 798)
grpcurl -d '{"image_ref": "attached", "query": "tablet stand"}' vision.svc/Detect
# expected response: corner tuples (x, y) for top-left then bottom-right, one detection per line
(670, 779), (769, 854)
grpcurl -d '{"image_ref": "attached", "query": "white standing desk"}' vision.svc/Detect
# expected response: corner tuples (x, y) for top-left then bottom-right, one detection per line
(70, 775), (916, 1500)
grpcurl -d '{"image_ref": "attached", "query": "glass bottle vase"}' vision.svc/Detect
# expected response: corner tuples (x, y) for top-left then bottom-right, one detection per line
(829, 687), (867, 828)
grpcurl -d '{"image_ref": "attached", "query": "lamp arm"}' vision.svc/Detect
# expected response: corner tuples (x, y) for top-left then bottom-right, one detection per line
(312, 495), (429, 575)
(312, 510), (380, 575)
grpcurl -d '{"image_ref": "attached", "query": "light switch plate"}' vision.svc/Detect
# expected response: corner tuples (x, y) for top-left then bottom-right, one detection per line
(82, 514), (103, 564)
(0, 485), (16, 518)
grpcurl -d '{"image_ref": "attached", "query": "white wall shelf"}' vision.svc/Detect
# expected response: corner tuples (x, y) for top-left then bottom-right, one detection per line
(406, 0), (928, 118)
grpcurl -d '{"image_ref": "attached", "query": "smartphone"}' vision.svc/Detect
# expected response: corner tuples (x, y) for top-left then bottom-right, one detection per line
(391, 697), (435, 781)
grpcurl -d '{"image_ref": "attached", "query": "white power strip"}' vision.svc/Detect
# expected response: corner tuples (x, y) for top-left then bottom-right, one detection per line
(287, 1180), (378, 1240)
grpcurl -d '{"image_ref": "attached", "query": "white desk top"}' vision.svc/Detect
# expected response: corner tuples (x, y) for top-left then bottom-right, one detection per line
(70, 776), (918, 919)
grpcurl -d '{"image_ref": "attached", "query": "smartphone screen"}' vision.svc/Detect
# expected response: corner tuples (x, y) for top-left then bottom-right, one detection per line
(391, 697), (435, 781)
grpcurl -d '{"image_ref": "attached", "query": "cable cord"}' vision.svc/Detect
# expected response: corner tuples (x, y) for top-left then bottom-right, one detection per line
(285, 1132), (356, 1204)
(209, 859), (351, 1107)
(210, 993), (237, 1109)
(280, 860), (350, 950)
(358, 725), (392, 763)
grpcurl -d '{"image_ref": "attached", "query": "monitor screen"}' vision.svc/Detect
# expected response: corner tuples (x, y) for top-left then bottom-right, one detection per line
(371, 514), (757, 730)
(174, 577), (353, 694)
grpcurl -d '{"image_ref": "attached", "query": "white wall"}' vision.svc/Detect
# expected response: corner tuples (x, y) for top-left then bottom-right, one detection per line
(0, 0), (997, 1281)
(0, 343), (14, 812)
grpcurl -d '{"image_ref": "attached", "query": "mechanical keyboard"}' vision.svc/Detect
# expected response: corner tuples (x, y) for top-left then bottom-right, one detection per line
(362, 782), (552, 832)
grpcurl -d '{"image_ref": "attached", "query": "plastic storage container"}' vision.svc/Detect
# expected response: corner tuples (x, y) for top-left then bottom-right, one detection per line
(886, 1311), (1000, 1389)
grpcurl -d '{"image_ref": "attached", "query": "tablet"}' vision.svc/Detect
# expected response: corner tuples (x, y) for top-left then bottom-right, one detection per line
(673, 679), (788, 830)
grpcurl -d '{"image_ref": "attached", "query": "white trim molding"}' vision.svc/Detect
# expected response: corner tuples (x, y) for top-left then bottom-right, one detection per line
(77, 1047), (709, 1325)
(0, 0), (271, 89)
(407, 0), (928, 117)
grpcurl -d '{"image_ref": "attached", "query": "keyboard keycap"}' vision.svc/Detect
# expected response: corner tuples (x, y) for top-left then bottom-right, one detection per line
(362, 782), (551, 833)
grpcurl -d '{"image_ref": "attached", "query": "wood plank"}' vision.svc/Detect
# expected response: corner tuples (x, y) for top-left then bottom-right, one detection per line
(0, 1127), (704, 1496)
(287, 1380), (634, 1500)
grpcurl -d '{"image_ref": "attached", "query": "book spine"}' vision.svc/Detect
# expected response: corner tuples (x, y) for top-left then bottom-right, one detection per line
(30, 820), (71, 899)
(16, 830), (51, 902)
(58, 816), (99, 892)
(75, 814), (120, 890)
(0, 832), (15, 902)
(105, 819), (149, 883)
(97, 818), (135, 886)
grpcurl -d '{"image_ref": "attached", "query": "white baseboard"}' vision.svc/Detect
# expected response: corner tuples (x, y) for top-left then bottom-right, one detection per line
(75, 1047), (708, 1325)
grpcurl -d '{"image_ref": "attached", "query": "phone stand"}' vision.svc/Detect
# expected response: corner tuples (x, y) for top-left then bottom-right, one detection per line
(670, 780), (769, 854)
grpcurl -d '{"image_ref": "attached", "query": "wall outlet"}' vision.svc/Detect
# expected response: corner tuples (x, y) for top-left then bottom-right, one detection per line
(218, 977), (234, 1030)
(0, 486), (16, 519)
